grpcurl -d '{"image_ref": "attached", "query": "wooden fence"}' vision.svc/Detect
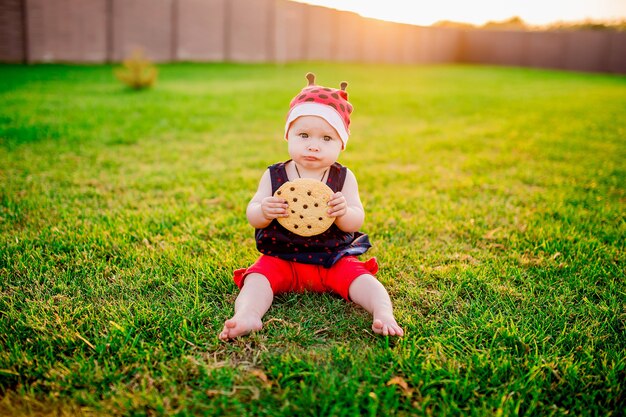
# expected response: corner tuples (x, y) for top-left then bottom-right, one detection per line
(1, 0), (625, 74)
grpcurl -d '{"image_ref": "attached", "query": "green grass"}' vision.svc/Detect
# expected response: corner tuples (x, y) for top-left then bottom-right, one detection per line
(1, 62), (624, 416)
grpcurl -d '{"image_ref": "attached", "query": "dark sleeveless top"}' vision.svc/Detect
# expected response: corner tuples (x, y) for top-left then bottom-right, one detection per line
(255, 160), (371, 268)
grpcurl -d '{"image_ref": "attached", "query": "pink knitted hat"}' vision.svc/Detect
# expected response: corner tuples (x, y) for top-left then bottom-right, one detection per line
(285, 73), (353, 149)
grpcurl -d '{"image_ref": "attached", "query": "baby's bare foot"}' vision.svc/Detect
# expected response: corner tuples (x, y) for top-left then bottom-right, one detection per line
(219, 315), (263, 341)
(372, 314), (404, 337)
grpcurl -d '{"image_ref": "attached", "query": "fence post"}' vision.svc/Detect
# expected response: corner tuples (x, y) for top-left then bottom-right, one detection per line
(21, 0), (29, 63)
(170, 0), (178, 61)
(264, 0), (273, 61)
(105, 0), (113, 63)
(223, 0), (231, 61)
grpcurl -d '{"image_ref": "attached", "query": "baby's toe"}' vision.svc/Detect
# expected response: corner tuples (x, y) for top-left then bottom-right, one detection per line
(372, 319), (384, 334)
(219, 320), (237, 341)
(387, 323), (403, 337)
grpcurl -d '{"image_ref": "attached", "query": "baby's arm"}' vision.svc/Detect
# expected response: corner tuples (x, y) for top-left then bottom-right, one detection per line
(247, 169), (289, 229)
(328, 168), (365, 233)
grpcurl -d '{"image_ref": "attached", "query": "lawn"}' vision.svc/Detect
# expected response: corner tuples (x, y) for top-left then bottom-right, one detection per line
(0, 62), (624, 416)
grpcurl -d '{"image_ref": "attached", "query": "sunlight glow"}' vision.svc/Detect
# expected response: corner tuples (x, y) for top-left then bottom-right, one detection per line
(294, 0), (626, 26)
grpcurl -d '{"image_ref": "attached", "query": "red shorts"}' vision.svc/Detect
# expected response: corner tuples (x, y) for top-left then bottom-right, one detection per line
(233, 256), (379, 301)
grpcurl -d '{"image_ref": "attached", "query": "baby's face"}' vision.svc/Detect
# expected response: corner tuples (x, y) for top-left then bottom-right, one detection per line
(287, 116), (343, 171)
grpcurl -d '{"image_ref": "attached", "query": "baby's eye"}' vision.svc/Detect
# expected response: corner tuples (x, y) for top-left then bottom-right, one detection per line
(299, 133), (309, 139)
(323, 136), (333, 142)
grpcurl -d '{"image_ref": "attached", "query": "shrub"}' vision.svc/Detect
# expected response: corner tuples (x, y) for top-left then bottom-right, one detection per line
(114, 48), (158, 90)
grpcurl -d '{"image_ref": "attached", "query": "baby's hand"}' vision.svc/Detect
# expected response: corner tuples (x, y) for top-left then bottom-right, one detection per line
(327, 192), (347, 218)
(261, 196), (289, 220)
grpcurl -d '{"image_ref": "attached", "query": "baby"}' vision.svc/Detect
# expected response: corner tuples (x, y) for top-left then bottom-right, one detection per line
(220, 73), (403, 340)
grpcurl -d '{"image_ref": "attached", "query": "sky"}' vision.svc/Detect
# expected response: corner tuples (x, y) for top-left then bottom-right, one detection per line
(294, 0), (626, 26)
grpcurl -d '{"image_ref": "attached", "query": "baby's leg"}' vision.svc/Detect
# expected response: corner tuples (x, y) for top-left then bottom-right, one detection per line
(349, 274), (404, 337)
(219, 273), (274, 340)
